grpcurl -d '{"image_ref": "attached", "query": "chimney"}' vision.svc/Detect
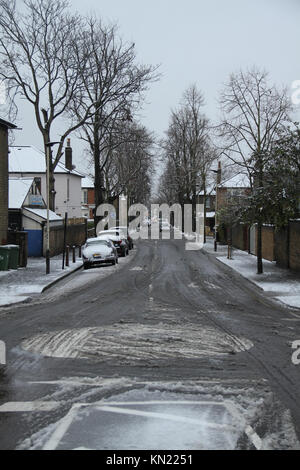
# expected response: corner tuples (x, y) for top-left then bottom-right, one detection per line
(65, 138), (73, 171)
(217, 161), (221, 185)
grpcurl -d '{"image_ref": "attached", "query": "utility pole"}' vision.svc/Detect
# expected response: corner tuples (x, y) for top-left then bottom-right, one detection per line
(45, 141), (60, 274)
(212, 161), (221, 252)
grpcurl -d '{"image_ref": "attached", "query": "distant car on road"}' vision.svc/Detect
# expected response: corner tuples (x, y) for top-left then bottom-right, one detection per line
(82, 238), (118, 269)
(110, 226), (134, 249)
(160, 220), (171, 232)
(97, 230), (129, 257)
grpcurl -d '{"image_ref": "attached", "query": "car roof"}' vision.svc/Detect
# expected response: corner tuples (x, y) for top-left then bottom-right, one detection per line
(86, 237), (110, 243)
(99, 230), (119, 234)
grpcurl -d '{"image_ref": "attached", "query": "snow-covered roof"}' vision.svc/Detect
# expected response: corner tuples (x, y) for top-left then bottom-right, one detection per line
(9, 178), (34, 209)
(199, 184), (216, 196)
(9, 146), (83, 177)
(24, 207), (63, 221)
(220, 173), (250, 189)
(0, 117), (17, 129)
(81, 176), (94, 188)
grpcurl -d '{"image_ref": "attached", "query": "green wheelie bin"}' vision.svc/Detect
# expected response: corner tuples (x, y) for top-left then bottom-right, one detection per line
(7, 245), (19, 269)
(0, 246), (10, 271)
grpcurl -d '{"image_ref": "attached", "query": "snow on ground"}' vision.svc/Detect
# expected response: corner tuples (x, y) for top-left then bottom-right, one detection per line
(203, 238), (300, 309)
(16, 378), (300, 450)
(21, 323), (253, 363)
(0, 255), (82, 307)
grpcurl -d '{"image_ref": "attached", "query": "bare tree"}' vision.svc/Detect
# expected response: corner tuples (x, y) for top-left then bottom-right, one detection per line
(160, 85), (216, 230)
(218, 67), (292, 273)
(0, 0), (96, 210)
(68, 17), (159, 223)
(102, 121), (155, 206)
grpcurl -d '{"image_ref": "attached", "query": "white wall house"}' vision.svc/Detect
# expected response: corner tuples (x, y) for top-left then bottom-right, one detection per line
(9, 145), (83, 219)
(8, 177), (62, 256)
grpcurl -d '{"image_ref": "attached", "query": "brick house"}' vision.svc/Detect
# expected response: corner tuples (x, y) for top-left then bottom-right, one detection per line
(81, 176), (95, 220)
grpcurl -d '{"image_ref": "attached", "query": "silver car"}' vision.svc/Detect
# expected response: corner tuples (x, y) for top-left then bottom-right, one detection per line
(97, 230), (129, 257)
(82, 238), (118, 269)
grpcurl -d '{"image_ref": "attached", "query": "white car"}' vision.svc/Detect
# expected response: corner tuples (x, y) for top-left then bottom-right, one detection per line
(97, 230), (129, 257)
(161, 221), (171, 231)
(82, 238), (118, 269)
(109, 226), (134, 249)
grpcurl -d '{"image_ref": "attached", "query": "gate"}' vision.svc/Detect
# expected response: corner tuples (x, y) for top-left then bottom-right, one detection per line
(249, 225), (256, 255)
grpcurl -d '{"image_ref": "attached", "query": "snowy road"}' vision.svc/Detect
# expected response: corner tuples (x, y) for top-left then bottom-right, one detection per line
(0, 238), (300, 449)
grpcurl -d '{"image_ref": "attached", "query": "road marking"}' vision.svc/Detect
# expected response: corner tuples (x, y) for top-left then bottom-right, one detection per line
(43, 404), (83, 450)
(0, 401), (59, 412)
(224, 401), (262, 450)
(204, 281), (221, 290)
(11, 397), (262, 450)
(188, 282), (198, 288)
(95, 405), (233, 430)
(245, 425), (263, 450)
(130, 267), (143, 271)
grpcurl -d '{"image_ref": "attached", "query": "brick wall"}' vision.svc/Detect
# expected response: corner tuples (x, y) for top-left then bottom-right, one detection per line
(231, 223), (275, 261)
(274, 227), (289, 269)
(232, 224), (248, 251)
(289, 221), (300, 271)
(261, 226), (275, 262)
(87, 188), (95, 205)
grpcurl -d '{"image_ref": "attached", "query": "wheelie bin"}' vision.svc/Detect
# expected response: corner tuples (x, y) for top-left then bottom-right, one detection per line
(7, 245), (19, 269)
(0, 246), (10, 271)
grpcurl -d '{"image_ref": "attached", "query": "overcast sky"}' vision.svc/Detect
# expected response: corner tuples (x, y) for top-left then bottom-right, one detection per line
(10, 0), (300, 175)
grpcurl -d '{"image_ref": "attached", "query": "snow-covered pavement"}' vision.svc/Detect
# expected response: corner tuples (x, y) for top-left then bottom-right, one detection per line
(203, 238), (300, 309)
(0, 255), (82, 307)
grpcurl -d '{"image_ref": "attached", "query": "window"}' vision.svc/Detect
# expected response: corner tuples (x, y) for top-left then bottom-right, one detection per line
(34, 177), (41, 195)
(83, 189), (88, 204)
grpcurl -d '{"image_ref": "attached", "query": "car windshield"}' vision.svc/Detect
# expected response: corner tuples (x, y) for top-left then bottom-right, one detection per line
(100, 231), (119, 236)
(86, 240), (110, 247)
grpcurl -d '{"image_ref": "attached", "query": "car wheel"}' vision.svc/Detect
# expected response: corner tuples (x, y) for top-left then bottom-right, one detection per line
(111, 259), (116, 266)
(83, 263), (90, 270)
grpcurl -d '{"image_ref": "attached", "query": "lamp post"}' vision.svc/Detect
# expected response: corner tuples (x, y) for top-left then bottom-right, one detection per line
(45, 141), (60, 274)
(211, 162), (221, 252)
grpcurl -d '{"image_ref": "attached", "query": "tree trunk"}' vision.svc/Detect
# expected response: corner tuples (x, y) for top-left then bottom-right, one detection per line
(256, 159), (264, 274)
(43, 135), (56, 213)
(94, 146), (106, 227)
(203, 176), (206, 244)
(257, 221), (263, 274)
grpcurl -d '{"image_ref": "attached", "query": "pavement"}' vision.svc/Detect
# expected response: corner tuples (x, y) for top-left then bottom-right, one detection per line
(0, 237), (300, 450)
(202, 237), (300, 310)
(0, 252), (83, 307)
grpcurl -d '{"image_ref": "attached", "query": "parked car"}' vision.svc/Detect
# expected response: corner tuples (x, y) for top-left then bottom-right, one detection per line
(110, 226), (134, 249)
(98, 230), (129, 257)
(82, 238), (118, 269)
(161, 221), (171, 232)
